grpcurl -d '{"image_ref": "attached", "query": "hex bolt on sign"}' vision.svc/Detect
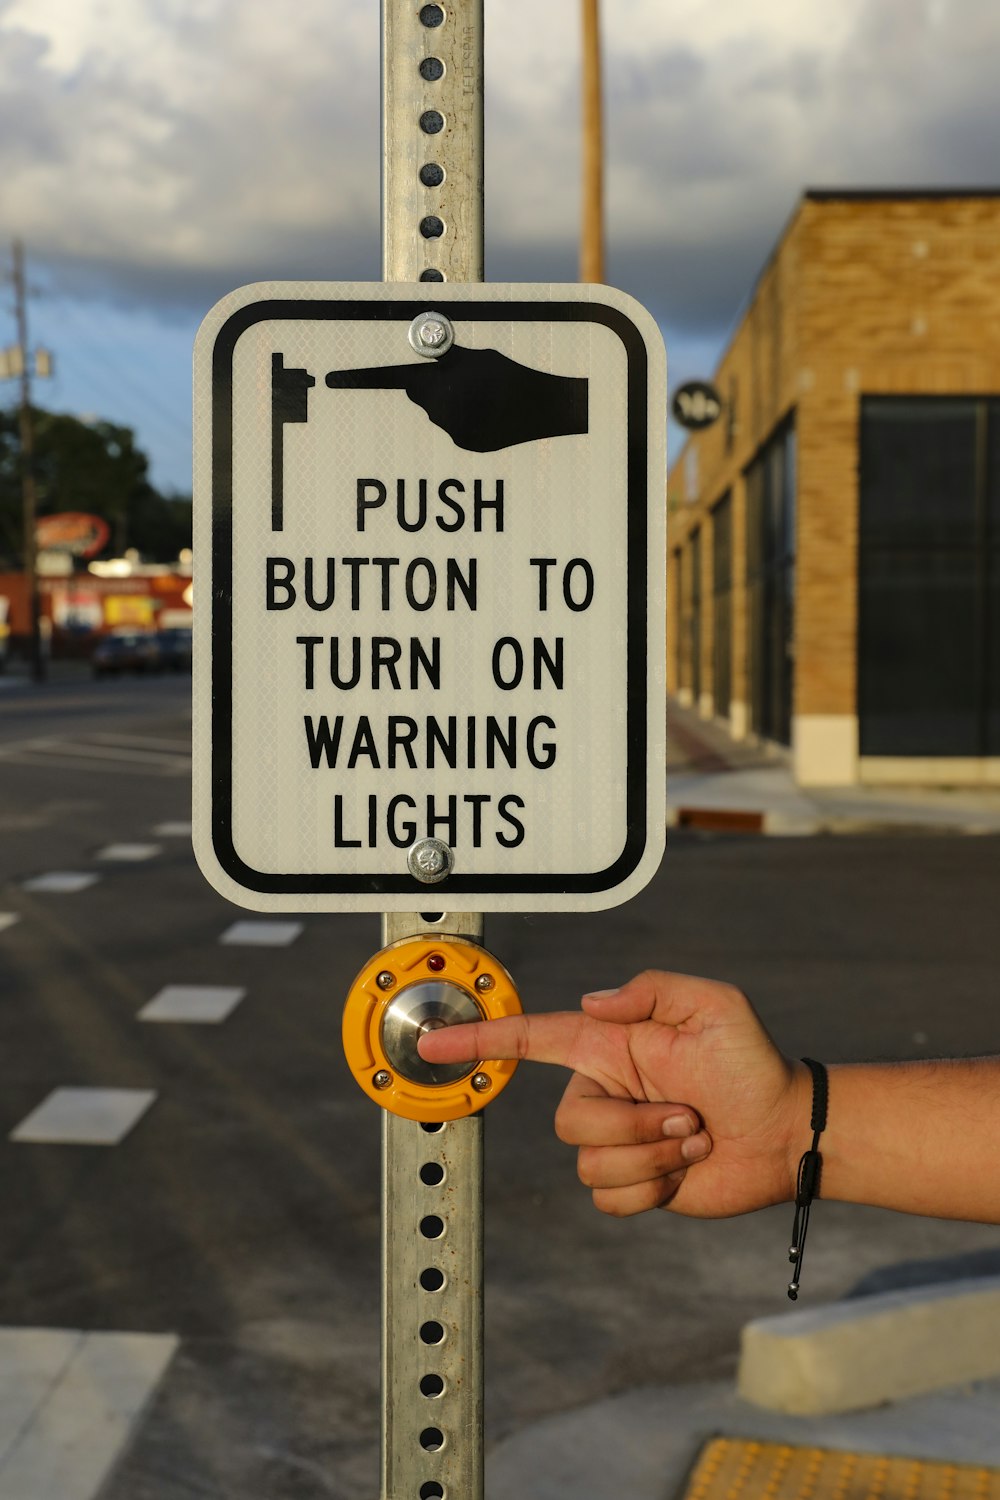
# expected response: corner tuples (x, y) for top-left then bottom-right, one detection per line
(408, 311), (455, 358)
(407, 838), (455, 884)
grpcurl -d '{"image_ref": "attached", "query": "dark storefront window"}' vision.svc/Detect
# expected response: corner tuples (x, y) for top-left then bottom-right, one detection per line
(746, 418), (796, 744)
(673, 547), (685, 694)
(859, 398), (1000, 756)
(712, 493), (732, 719)
(690, 528), (702, 706)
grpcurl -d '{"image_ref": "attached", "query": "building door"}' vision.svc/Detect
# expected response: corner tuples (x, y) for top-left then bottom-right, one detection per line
(859, 398), (1000, 756)
(673, 547), (686, 696)
(690, 528), (702, 707)
(712, 494), (732, 720)
(746, 420), (796, 745)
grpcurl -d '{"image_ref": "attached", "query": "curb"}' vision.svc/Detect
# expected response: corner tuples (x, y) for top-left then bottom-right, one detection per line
(738, 1275), (1000, 1415)
(667, 807), (1000, 838)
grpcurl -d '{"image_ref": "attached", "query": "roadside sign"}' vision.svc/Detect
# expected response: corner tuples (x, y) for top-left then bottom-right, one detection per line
(193, 281), (666, 913)
(671, 379), (722, 430)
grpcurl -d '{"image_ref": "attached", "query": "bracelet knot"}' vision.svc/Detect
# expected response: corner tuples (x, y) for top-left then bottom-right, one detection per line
(786, 1059), (828, 1301)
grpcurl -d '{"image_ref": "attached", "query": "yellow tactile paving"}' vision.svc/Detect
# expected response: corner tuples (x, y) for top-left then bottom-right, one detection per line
(682, 1440), (1000, 1500)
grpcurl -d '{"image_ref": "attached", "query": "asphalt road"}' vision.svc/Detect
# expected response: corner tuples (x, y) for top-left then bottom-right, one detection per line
(1, 673), (999, 1499)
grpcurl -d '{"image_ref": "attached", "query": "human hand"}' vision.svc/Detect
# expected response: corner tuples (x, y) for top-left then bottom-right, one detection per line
(418, 970), (808, 1219)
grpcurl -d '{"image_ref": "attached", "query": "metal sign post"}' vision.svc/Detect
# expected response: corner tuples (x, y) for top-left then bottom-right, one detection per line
(382, 6), (485, 1498)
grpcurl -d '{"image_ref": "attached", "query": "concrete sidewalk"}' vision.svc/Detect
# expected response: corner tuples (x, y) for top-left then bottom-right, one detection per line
(667, 701), (1000, 836)
(487, 1374), (1000, 1500)
(489, 1262), (1000, 1499)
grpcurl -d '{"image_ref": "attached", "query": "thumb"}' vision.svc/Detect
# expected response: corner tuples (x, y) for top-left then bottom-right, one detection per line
(582, 970), (743, 1033)
(581, 980), (655, 1025)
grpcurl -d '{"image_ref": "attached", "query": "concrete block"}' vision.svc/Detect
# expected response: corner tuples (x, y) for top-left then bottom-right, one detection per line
(738, 1276), (1000, 1415)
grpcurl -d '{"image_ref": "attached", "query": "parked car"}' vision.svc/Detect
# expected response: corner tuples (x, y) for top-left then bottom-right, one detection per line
(92, 630), (162, 676)
(156, 626), (193, 672)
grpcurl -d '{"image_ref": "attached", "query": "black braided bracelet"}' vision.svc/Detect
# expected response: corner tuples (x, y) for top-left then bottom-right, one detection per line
(787, 1058), (828, 1301)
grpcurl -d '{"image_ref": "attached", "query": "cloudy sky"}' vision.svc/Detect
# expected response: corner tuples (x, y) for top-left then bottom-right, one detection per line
(0, 0), (995, 495)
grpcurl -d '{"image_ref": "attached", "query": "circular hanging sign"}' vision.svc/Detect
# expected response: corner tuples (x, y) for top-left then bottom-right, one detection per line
(671, 381), (722, 431)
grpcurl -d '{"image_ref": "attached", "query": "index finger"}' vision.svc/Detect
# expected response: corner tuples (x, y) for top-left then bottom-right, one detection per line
(417, 1010), (587, 1069)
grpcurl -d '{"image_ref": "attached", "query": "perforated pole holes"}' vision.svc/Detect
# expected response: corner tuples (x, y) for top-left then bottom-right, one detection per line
(381, 0), (486, 1490)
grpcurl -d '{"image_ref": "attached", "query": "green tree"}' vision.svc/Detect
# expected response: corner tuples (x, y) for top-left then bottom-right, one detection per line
(0, 406), (191, 565)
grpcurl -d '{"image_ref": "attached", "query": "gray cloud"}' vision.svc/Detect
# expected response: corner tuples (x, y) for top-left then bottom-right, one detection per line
(1, 0), (998, 352)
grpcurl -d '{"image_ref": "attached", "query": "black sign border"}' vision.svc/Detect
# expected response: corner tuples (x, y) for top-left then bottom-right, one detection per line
(210, 297), (652, 898)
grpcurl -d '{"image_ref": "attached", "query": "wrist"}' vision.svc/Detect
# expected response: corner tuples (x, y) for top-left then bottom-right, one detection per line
(781, 1059), (817, 1204)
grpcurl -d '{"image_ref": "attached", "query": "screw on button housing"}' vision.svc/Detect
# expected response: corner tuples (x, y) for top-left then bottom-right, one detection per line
(407, 837), (454, 883)
(373, 1070), (393, 1089)
(474, 974), (494, 992)
(381, 980), (483, 1087)
(377, 971), (396, 990)
(471, 1073), (491, 1093)
(408, 311), (454, 359)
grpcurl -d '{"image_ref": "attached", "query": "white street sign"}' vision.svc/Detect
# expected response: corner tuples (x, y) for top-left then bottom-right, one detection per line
(193, 282), (666, 913)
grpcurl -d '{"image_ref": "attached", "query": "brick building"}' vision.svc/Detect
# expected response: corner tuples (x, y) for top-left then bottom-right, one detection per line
(668, 190), (1000, 786)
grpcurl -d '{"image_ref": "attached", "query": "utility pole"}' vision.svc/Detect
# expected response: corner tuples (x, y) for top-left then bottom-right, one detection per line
(12, 240), (44, 683)
(580, 0), (605, 282)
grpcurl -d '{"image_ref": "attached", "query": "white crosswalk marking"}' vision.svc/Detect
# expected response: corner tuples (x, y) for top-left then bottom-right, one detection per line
(220, 920), (304, 947)
(22, 872), (99, 894)
(139, 985), (246, 1023)
(96, 843), (161, 862)
(0, 734), (190, 778)
(0, 913), (21, 933)
(153, 821), (192, 837)
(10, 1088), (157, 1146)
(0, 1327), (177, 1499)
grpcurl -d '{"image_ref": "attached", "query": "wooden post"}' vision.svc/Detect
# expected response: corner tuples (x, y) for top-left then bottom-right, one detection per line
(580, 0), (605, 283)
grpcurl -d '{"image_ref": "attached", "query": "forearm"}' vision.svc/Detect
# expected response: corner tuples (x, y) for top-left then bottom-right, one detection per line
(787, 1056), (1000, 1222)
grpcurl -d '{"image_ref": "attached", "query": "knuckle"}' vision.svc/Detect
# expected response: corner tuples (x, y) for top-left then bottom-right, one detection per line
(634, 967), (662, 990)
(720, 980), (750, 1011)
(576, 1147), (598, 1188)
(554, 1103), (578, 1145)
(592, 1188), (633, 1219)
(639, 1177), (675, 1212)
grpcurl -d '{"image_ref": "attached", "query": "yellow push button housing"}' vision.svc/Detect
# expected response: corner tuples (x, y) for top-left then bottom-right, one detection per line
(343, 937), (522, 1121)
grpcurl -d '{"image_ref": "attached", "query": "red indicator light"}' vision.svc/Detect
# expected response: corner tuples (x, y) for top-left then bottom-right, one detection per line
(427, 954), (445, 972)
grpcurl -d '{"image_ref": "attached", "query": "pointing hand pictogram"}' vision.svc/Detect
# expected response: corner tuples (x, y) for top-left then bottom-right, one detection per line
(325, 343), (588, 453)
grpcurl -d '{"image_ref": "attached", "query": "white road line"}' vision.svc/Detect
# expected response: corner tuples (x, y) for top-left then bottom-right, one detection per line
(88, 733), (191, 753)
(0, 736), (189, 765)
(139, 984), (246, 1023)
(0, 913), (21, 933)
(0, 752), (189, 778)
(220, 920), (305, 947)
(153, 821), (192, 837)
(10, 1088), (157, 1146)
(22, 873), (100, 894)
(32, 741), (187, 768)
(96, 843), (162, 862)
(0, 1326), (178, 1499)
